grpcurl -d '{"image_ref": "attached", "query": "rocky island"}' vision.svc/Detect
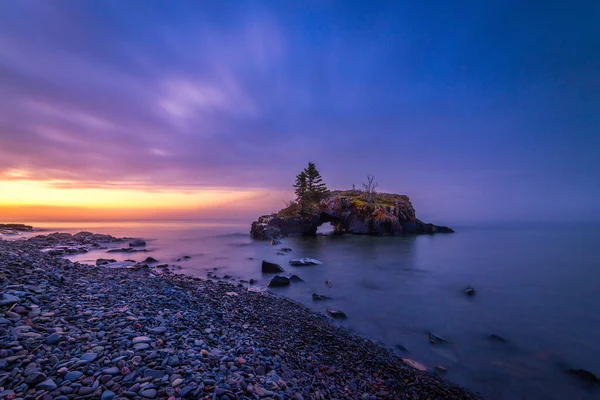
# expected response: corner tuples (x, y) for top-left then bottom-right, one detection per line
(251, 189), (453, 240)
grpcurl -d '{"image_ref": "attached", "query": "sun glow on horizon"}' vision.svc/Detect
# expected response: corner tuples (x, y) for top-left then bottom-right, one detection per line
(0, 179), (274, 217)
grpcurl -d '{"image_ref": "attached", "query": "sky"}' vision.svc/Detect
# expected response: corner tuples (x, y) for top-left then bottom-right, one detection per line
(0, 0), (598, 223)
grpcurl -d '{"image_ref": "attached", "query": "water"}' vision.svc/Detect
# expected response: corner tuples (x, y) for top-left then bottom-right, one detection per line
(9, 220), (600, 399)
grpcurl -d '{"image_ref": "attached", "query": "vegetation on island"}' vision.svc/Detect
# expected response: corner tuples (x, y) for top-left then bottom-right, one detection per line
(280, 162), (411, 221)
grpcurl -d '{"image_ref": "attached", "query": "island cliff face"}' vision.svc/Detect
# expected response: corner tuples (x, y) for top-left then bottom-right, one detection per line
(251, 190), (453, 239)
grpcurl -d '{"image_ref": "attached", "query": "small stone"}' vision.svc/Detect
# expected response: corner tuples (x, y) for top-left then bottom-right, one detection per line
(46, 333), (61, 345)
(171, 378), (184, 387)
(103, 367), (120, 375)
(36, 379), (57, 391)
(65, 371), (83, 381)
(101, 390), (116, 400)
(144, 369), (164, 379)
(132, 336), (152, 344)
(140, 388), (157, 398)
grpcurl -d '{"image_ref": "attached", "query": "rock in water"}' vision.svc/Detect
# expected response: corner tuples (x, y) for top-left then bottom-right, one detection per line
(143, 256), (158, 263)
(429, 332), (448, 344)
(402, 358), (427, 372)
(312, 293), (331, 301)
(327, 309), (347, 319)
(488, 334), (507, 343)
(262, 260), (284, 273)
(464, 286), (476, 296)
(268, 275), (291, 287)
(269, 239), (282, 245)
(129, 239), (146, 247)
(96, 258), (116, 266)
(568, 368), (600, 384)
(280, 247), (293, 252)
(289, 274), (304, 282)
(289, 258), (322, 266)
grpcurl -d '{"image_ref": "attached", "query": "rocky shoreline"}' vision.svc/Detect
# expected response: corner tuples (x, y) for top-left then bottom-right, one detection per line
(0, 235), (480, 400)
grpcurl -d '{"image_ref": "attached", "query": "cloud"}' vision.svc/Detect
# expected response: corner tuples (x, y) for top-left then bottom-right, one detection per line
(0, 1), (598, 221)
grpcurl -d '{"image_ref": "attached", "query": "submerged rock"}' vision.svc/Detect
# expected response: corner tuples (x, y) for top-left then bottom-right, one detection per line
(402, 358), (427, 372)
(326, 309), (347, 319)
(129, 239), (146, 247)
(96, 258), (116, 266)
(268, 276), (291, 287)
(429, 332), (448, 345)
(312, 293), (331, 301)
(464, 286), (476, 296)
(262, 260), (284, 273)
(269, 239), (282, 245)
(488, 334), (507, 343)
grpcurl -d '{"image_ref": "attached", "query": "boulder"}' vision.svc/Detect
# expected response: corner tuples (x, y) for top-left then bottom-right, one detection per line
(96, 258), (116, 266)
(129, 239), (146, 247)
(289, 274), (304, 282)
(143, 257), (158, 263)
(262, 261), (284, 273)
(268, 276), (290, 287)
(289, 258), (322, 266)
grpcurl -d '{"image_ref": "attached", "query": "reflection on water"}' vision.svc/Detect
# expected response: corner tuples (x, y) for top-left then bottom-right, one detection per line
(12, 220), (600, 399)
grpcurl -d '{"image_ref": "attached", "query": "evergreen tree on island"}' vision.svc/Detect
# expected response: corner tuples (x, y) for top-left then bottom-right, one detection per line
(293, 162), (329, 215)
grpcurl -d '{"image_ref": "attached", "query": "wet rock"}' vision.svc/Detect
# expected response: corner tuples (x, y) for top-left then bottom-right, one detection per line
(143, 257), (158, 263)
(289, 258), (322, 266)
(262, 260), (284, 273)
(96, 258), (117, 266)
(129, 240), (146, 247)
(464, 286), (476, 296)
(269, 239), (282, 245)
(326, 309), (347, 319)
(567, 368), (600, 384)
(289, 274), (304, 282)
(429, 332), (448, 345)
(312, 293), (331, 301)
(268, 275), (291, 287)
(402, 358), (427, 372)
(280, 248), (293, 252)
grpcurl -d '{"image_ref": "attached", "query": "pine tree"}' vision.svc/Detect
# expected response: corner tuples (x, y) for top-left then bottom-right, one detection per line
(293, 171), (308, 202)
(292, 162), (329, 216)
(303, 162), (329, 203)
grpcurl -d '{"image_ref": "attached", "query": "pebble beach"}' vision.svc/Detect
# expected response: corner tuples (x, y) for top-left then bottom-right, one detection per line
(0, 234), (480, 400)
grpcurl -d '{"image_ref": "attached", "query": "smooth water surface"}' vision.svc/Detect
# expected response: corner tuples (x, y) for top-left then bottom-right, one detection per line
(9, 221), (600, 399)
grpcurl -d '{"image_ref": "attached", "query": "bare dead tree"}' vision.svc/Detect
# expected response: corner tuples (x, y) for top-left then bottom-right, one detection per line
(362, 174), (379, 203)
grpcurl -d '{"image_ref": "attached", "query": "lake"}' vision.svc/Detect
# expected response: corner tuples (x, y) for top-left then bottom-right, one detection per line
(10, 220), (600, 399)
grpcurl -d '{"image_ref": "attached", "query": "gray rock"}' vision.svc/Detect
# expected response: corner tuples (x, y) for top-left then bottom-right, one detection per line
(268, 275), (291, 287)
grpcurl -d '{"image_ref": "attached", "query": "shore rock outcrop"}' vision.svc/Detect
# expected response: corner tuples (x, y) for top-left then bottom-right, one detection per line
(251, 190), (453, 239)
